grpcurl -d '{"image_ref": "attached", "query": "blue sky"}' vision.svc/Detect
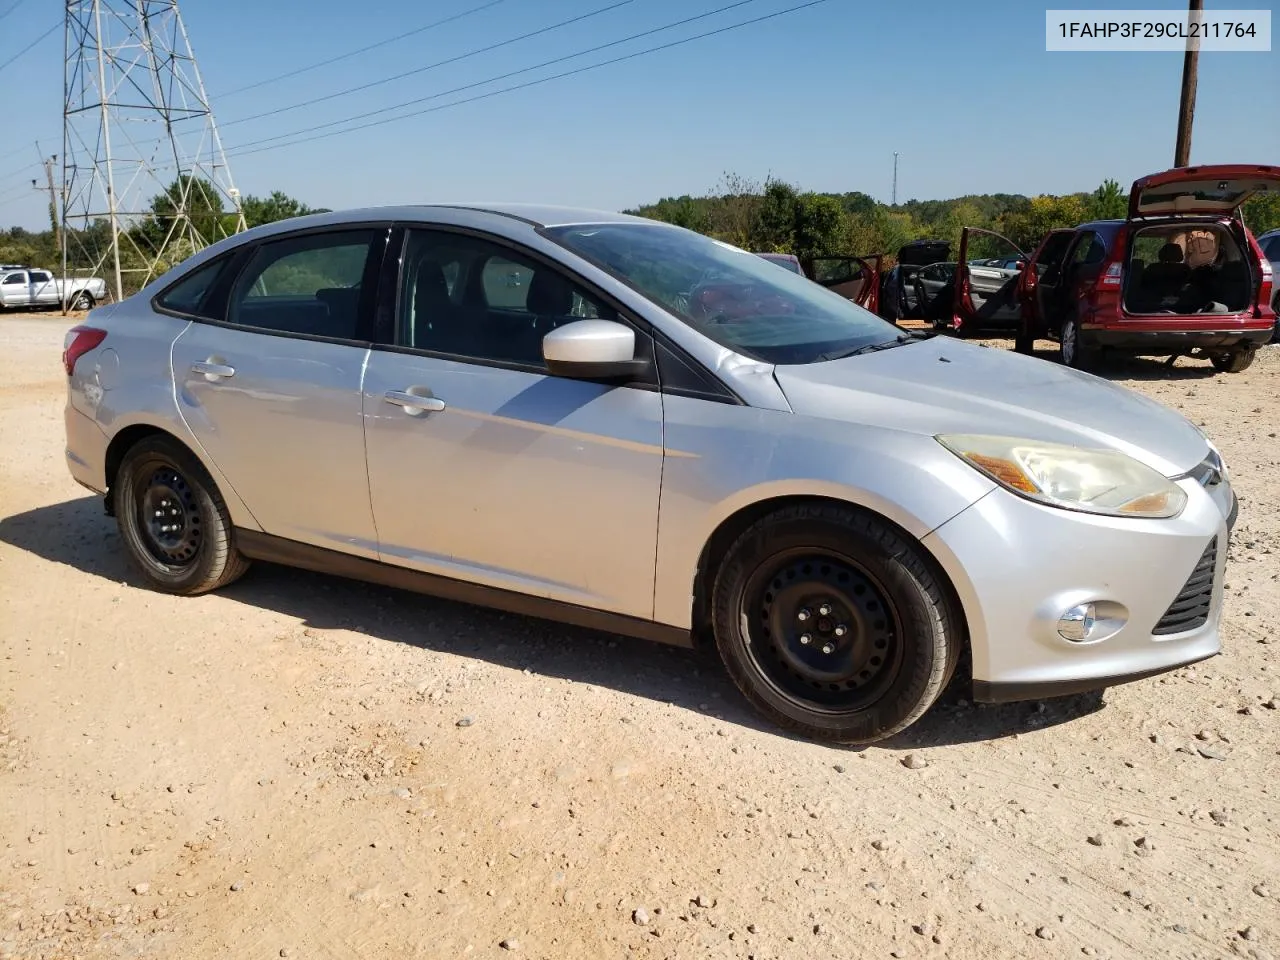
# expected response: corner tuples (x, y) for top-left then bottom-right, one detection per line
(0, 0), (1275, 230)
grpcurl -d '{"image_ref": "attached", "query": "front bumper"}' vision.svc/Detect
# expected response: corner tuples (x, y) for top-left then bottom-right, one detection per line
(923, 473), (1234, 703)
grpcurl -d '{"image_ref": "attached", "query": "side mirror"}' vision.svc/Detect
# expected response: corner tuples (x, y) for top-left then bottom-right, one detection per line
(542, 319), (648, 380)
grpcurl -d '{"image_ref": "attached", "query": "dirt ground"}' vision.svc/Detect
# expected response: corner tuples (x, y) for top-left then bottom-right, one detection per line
(1, 312), (1277, 960)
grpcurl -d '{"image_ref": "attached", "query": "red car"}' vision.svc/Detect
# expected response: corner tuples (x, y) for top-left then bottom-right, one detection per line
(952, 164), (1278, 373)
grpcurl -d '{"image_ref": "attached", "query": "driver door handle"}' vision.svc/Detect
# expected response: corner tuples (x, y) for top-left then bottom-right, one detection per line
(191, 360), (235, 381)
(384, 390), (446, 415)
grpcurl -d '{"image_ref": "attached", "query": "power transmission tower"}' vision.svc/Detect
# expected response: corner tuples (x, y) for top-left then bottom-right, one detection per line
(61, 0), (245, 304)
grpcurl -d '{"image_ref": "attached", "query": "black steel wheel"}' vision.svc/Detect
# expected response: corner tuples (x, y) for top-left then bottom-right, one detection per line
(114, 435), (249, 594)
(711, 503), (961, 744)
(744, 550), (904, 714)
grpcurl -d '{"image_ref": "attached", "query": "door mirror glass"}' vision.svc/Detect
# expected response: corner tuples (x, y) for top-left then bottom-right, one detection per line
(542, 319), (646, 380)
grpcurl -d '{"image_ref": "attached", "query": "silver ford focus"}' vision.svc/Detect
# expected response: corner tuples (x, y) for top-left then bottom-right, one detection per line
(62, 204), (1237, 744)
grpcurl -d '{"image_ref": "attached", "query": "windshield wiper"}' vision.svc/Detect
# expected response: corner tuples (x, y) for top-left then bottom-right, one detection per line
(817, 333), (918, 362)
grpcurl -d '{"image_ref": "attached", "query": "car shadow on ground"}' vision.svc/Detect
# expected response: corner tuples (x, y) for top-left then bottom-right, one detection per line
(1, 495), (1106, 751)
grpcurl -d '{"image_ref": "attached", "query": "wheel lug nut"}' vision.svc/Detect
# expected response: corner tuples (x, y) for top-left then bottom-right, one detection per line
(799, 633), (812, 645)
(821, 643), (835, 655)
(834, 624), (847, 637)
(818, 603), (832, 616)
(797, 608), (811, 622)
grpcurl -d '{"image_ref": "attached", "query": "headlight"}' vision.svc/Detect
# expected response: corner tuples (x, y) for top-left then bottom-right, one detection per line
(936, 434), (1188, 519)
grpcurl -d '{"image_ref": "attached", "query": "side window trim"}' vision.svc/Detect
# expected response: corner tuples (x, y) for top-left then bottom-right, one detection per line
(151, 252), (236, 320)
(175, 222), (392, 345)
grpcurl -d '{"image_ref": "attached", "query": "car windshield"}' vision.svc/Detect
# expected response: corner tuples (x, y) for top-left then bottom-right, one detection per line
(545, 222), (903, 364)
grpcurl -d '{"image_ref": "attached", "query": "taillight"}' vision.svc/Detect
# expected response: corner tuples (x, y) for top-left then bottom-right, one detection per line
(1098, 262), (1123, 286)
(62, 325), (106, 376)
(1259, 257), (1274, 315)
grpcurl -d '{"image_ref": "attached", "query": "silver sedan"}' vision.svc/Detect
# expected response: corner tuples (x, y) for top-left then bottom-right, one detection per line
(62, 204), (1237, 744)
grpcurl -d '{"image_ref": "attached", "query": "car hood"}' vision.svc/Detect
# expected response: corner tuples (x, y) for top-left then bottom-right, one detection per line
(772, 337), (1209, 477)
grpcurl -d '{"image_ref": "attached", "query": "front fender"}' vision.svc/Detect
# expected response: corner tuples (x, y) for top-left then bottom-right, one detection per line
(652, 398), (995, 628)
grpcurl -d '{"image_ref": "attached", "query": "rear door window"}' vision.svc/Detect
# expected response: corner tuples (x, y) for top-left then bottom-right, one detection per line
(227, 230), (378, 340)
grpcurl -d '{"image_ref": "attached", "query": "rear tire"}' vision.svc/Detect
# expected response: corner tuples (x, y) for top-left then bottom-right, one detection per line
(114, 436), (250, 595)
(72, 292), (94, 310)
(1059, 316), (1098, 371)
(710, 503), (961, 745)
(1211, 348), (1255, 373)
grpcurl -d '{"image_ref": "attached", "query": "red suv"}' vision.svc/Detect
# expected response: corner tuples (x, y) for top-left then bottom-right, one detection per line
(953, 164), (1277, 373)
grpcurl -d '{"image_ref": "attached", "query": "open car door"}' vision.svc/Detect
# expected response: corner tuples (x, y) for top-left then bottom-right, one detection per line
(808, 255), (881, 314)
(950, 228), (1027, 336)
(1014, 229), (1077, 351)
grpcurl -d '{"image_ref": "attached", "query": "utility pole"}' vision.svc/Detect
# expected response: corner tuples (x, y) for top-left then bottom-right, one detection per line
(33, 144), (62, 254)
(1174, 0), (1203, 167)
(892, 152), (899, 206)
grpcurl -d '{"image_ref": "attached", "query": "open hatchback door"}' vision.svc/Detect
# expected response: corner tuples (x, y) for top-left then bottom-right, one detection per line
(949, 227), (1026, 336)
(1129, 163), (1280, 219)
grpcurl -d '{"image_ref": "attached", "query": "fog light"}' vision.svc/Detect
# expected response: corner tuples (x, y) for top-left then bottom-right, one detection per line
(1057, 603), (1097, 642)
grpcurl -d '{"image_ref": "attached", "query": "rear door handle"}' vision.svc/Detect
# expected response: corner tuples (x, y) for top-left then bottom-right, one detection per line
(384, 389), (446, 415)
(191, 360), (236, 381)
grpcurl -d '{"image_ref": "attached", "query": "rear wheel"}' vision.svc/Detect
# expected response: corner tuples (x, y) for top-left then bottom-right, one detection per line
(1211, 348), (1255, 373)
(710, 503), (960, 744)
(1059, 316), (1098, 371)
(114, 436), (249, 595)
(71, 292), (94, 310)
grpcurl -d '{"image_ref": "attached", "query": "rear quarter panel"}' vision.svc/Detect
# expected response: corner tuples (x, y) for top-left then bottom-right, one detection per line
(73, 303), (262, 530)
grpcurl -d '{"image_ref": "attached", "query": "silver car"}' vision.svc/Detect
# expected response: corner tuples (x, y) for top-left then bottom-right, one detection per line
(62, 204), (1238, 744)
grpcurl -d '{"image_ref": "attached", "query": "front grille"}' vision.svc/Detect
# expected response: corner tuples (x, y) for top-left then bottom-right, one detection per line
(1152, 537), (1217, 636)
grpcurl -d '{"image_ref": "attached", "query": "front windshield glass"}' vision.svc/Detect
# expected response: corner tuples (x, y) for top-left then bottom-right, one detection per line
(544, 222), (903, 364)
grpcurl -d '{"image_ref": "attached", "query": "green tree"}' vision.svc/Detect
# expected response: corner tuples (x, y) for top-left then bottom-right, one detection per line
(240, 190), (328, 228)
(1086, 178), (1127, 221)
(1243, 192), (1280, 235)
(998, 194), (1088, 250)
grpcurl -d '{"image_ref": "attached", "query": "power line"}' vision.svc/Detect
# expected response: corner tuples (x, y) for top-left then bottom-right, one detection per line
(230, 0), (760, 153)
(226, 0), (831, 161)
(223, 0), (636, 128)
(0, 0), (31, 24)
(217, 0), (509, 98)
(0, 18), (57, 73)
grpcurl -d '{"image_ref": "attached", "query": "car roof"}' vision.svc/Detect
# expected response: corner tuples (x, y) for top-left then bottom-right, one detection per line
(264, 203), (654, 230)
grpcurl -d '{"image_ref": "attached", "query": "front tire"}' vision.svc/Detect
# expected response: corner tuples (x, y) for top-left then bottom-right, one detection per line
(114, 436), (249, 595)
(1059, 316), (1097, 371)
(710, 504), (961, 744)
(1210, 348), (1255, 373)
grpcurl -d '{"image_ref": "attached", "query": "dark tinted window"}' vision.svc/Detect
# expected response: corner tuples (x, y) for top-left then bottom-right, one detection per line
(155, 256), (228, 317)
(227, 230), (376, 339)
(399, 229), (612, 368)
(2, 273), (25, 285)
(29, 271), (51, 283)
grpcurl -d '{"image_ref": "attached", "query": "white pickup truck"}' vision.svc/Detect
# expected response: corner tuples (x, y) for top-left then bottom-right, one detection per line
(0, 266), (108, 310)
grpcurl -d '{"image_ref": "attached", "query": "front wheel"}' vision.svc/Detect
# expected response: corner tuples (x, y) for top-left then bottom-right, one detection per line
(1059, 316), (1097, 371)
(710, 504), (961, 744)
(114, 436), (250, 595)
(1211, 348), (1255, 373)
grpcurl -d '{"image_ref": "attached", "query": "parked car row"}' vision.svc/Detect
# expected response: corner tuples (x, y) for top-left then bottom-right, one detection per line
(64, 198), (1239, 744)
(1, 265), (106, 311)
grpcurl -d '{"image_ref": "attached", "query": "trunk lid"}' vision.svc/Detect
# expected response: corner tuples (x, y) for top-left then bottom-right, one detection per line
(896, 239), (950, 267)
(1129, 163), (1280, 219)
